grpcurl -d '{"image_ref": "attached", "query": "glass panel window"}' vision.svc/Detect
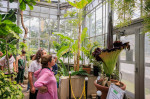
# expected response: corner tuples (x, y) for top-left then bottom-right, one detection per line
(41, 7), (49, 14)
(1, 1), (7, 7)
(145, 33), (150, 99)
(90, 11), (95, 37)
(9, 2), (17, 9)
(50, 9), (57, 15)
(33, 6), (40, 12)
(120, 34), (135, 98)
(96, 6), (102, 35)
(30, 17), (39, 38)
(31, 12), (40, 17)
(96, 36), (103, 47)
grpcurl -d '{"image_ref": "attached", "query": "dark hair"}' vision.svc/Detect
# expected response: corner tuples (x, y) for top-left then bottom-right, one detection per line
(34, 49), (43, 63)
(41, 55), (52, 68)
(30, 54), (35, 60)
(8, 54), (12, 59)
(21, 50), (26, 54)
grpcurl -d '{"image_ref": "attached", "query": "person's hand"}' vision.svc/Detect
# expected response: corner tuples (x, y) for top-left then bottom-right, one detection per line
(16, 70), (18, 73)
(39, 86), (48, 94)
(30, 86), (35, 93)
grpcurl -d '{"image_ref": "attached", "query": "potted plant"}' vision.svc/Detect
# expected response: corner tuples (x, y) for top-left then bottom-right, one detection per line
(82, 64), (91, 74)
(92, 41), (130, 99)
(81, 41), (102, 75)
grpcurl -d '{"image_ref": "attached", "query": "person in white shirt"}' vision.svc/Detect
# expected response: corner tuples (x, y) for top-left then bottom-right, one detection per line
(0, 54), (16, 74)
(28, 49), (47, 99)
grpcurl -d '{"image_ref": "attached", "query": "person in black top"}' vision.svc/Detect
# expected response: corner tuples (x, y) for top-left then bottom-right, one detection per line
(52, 56), (58, 75)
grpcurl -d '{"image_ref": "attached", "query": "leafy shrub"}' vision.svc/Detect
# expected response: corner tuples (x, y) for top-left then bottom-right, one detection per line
(0, 70), (24, 99)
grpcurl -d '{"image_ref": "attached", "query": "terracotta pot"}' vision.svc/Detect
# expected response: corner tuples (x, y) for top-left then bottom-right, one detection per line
(82, 67), (91, 74)
(94, 79), (126, 99)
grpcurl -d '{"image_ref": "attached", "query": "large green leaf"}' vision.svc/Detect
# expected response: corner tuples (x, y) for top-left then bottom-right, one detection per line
(31, 0), (36, 5)
(1, 9), (17, 22)
(57, 46), (70, 58)
(53, 32), (74, 42)
(3, 20), (13, 25)
(19, 1), (26, 11)
(68, 1), (76, 7)
(76, 0), (88, 9)
(19, 0), (22, 3)
(58, 59), (68, 76)
(87, 0), (92, 3)
(81, 27), (88, 42)
(27, 3), (34, 10)
(68, 0), (88, 9)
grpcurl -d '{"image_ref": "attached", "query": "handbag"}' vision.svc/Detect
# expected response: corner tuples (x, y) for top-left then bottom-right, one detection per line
(19, 65), (24, 70)
(19, 57), (25, 70)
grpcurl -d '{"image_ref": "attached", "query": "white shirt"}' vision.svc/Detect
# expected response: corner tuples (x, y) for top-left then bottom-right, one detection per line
(28, 60), (41, 85)
(0, 56), (15, 74)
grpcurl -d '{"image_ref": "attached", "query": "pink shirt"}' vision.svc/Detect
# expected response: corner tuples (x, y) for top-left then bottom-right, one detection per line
(34, 68), (58, 99)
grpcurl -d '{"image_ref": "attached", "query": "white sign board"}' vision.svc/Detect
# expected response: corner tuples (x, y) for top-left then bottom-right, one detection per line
(106, 83), (125, 99)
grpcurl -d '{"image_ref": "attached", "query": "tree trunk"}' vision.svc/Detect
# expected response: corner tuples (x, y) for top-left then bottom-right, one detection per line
(76, 9), (82, 71)
(74, 53), (77, 71)
(20, 11), (28, 50)
(76, 24), (81, 71)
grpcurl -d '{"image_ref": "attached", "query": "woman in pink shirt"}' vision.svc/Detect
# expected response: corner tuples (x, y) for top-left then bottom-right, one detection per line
(34, 55), (58, 99)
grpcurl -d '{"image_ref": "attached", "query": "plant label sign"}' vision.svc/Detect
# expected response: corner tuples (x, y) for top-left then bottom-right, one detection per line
(106, 83), (125, 99)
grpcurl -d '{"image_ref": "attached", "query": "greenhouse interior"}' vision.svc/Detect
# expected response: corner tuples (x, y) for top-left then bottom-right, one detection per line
(0, 0), (150, 99)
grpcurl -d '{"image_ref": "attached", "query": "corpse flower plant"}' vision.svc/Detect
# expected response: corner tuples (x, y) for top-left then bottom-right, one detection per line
(92, 41), (130, 78)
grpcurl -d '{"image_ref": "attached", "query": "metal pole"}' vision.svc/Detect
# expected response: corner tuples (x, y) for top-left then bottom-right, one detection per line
(85, 77), (88, 99)
(69, 71), (71, 99)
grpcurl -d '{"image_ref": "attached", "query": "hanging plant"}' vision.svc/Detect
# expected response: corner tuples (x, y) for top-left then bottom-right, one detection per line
(110, 0), (136, 28)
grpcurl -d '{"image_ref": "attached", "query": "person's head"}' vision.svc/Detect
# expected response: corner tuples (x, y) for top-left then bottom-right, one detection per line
(8, 54), (12, 59)
(42, 50), (47, 56)
(41, 55), (55, 69)
(34, 49), (47, 63)
(54, 56), (57, 62)
(21, 50), (26, 56)
(30, 54), (35, 60)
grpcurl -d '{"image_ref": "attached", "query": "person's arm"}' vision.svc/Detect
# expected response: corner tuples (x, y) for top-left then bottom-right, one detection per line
(28, 72), (35, 93)
(0, 66), (3, 70)
(16, 56), (19, 73)
(13, 62), (16, 72)
(34, 72), (50, 93)
(0, 56), (5, 71)
(0, 51), (3, 57)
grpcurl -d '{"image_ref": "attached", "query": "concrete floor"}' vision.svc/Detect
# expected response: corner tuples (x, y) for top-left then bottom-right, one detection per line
(22, 84), (29, 99)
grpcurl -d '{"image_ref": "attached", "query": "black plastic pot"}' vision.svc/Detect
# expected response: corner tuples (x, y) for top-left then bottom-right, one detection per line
(93, 66), (99, 76)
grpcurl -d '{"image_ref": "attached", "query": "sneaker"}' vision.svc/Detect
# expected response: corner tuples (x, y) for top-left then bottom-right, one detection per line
(20, 84), (26, 88)
(26, 90), (30, 93)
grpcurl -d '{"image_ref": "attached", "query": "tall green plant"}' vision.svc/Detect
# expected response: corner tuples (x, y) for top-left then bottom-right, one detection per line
(81, 41), (101, 63)
(53, 26), (88, 71)
(67, 0), (93, 71)
(0, 14), (22, 74)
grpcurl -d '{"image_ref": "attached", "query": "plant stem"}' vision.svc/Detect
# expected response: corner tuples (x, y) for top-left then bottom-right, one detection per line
(76, 9), (82, 71)
(20, 10), (28, 50)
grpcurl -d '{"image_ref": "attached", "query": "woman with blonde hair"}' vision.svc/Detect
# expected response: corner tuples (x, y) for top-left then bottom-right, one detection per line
(34, 55), (58, 99)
